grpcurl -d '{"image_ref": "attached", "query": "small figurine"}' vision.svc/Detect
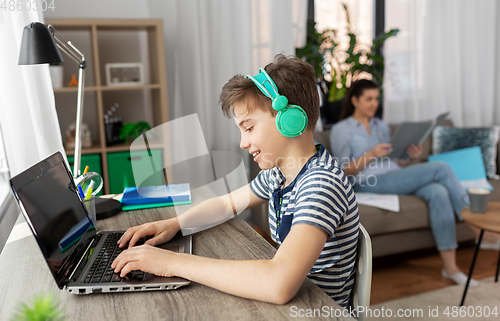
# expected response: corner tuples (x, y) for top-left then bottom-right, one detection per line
(68, 74), (79, 87)
(66, 122), (92, 149)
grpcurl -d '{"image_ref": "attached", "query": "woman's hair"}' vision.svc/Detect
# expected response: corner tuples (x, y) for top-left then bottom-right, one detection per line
(339, 79), (379, 120)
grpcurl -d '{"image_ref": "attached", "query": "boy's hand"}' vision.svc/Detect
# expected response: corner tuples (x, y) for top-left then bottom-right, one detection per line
(117, 218), (180, 248)
(111, 244), (178, 278)
(369, 143), (393, 158)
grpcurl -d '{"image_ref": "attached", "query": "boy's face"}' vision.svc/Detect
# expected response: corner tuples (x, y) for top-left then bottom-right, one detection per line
(233, 101), (286, 170)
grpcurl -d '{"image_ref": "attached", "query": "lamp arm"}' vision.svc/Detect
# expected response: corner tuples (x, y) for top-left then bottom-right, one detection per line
(73, 63), (86, 177)
(48, 25), (85, 65)
(48, 25), (87, 177)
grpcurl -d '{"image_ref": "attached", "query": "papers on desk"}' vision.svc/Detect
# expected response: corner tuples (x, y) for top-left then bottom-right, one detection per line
(355, 192), (400, 212)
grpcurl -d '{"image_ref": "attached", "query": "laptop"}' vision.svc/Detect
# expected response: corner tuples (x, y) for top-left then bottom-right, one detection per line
(10, 151), (191, 294)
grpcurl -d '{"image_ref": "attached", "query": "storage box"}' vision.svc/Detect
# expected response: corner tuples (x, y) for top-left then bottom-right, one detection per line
(107, 149), (164, 194)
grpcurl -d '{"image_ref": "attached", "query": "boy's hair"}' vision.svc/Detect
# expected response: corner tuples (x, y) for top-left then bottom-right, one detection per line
(220, 54), (320, 131)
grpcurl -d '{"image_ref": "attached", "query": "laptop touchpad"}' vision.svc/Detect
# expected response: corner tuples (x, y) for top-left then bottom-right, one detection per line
(157, 244), (184, 253)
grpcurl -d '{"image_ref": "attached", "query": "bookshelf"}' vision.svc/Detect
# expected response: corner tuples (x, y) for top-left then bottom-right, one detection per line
(46, 19), (169, 194)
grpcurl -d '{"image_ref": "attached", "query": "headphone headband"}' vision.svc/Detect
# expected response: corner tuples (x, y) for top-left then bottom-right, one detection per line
(246, 68), (279, 100)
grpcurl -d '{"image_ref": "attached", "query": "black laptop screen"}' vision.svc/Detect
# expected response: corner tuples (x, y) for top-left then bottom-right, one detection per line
(13, 156), (96, 287)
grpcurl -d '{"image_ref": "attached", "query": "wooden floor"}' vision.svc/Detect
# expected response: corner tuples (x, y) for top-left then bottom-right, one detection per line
(371, 242), (500, 304)
(252, 227), (500, 306)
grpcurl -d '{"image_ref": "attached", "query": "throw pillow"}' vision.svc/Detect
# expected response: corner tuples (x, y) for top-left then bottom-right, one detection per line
(432, 126), (500, 179)
(428, 146), (493, 190)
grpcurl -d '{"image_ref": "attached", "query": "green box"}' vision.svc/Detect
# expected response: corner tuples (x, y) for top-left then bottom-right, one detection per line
(107, 149), (164, 194)
(67, 154), (103, 196)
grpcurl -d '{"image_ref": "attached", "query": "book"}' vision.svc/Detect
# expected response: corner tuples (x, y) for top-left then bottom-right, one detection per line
(121, 183), (191, 206)
(388, 112), (449, 159)
(121, 200), (192, 212)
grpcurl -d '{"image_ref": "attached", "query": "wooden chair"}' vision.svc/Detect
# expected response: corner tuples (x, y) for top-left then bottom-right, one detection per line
(350, 223), (372, 321)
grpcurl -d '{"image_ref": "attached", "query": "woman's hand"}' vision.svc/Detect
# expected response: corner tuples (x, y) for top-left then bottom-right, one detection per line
(111, 244), (179, 277)
(368, 144), (393, 158)
(406, 143), (423, 160)
(117, 218), (180, 248)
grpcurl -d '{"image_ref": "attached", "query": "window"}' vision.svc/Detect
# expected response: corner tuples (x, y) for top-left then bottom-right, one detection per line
(0, 125), (9, 204)
(0, 124), (14, 253)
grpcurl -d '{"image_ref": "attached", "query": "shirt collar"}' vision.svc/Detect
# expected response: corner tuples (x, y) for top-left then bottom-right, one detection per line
(273, 144), (327, 191)
(348, 116), (380, 128)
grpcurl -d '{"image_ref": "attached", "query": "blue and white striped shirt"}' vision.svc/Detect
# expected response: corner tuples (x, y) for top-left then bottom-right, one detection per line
(250, 145), (359, 308)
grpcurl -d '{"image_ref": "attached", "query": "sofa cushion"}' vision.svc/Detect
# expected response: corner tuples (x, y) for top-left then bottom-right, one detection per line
(432, 126), (500, 179)
(358, 195), (429, 237)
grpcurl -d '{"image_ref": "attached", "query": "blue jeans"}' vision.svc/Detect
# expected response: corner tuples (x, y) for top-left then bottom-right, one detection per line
(353, 161), (469, 251)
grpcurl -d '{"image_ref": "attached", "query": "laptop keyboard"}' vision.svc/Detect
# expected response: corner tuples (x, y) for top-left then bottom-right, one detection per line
(84, 232), (152, 284)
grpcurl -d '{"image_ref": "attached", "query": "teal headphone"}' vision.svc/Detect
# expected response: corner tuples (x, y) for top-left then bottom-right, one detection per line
(246, 68), (308, 137)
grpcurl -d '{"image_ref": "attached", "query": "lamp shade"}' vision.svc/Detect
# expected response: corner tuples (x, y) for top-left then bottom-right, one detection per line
(18, 22), (64, 65)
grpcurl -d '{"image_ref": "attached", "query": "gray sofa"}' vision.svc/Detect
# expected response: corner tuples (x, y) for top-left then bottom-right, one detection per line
(313, 121), (500, 257)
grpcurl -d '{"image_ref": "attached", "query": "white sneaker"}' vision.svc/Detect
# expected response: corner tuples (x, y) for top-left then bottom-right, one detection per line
(476, 238), (500, 250)
(441, 269), (479, 287)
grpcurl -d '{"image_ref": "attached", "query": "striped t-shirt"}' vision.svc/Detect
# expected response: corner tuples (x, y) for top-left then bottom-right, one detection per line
(250, 145), (359, 308)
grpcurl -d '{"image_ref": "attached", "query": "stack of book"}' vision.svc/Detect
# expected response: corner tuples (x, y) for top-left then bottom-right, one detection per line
(121, 183), (192, 211)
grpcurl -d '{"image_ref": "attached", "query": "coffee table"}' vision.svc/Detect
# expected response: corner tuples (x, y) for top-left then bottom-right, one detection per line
(460, 202), (500, 306)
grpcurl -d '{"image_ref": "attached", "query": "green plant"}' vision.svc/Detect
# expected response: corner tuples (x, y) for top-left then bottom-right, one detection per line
(296, 3), (399, 103)
(119, 121), (152, 143)
(295, 20), (330, 80)
(12, 293), (64, 321)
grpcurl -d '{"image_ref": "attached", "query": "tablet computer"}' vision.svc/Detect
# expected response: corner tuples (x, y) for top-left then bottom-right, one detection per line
(388, 112), (449, 159)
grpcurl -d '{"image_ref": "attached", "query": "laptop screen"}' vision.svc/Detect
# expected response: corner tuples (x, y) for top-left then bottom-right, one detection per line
(10, 152), (97, 288)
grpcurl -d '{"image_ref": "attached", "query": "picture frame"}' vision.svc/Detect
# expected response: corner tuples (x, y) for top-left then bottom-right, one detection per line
(105, 62), (144, 86)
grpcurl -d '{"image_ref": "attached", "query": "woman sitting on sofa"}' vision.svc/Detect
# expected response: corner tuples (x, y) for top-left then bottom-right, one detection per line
(329, 79), (500, 287)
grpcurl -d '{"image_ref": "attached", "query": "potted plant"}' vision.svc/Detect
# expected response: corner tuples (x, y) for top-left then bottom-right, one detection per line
(119, 121), (152, 144)
(12, 293), (64, 321)
(296, 2), (399, 126)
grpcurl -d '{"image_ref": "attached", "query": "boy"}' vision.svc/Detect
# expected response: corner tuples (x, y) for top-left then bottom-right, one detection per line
(111, 54), (359, 307)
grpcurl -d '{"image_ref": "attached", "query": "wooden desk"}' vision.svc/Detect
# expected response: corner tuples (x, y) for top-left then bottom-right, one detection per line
(460, 202), (500, 306)
(0, 192), (353, 320)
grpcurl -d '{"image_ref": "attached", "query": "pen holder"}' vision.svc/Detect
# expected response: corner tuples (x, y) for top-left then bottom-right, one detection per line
(84, 196), (97, 226)
(74, 172), (103, 197)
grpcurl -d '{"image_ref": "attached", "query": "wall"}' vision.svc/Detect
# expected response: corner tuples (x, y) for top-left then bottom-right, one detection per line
(44, 0), (151, 19)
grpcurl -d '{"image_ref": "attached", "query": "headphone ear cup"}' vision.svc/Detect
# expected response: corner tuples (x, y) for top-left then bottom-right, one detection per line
(276, 105), (308, 137)
(272, 95), (288, 111)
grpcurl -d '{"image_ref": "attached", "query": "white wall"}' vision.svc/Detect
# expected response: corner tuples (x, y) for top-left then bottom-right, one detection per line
(44, 0), (151, 19)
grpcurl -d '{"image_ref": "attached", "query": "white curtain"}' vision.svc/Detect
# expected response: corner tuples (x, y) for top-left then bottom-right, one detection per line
(149, 0), (305, 156)
(147, 0), (305, 225)
(384, 0), (500, 127)
(0, 9), (66, 176)
(0, 6), (66, 246)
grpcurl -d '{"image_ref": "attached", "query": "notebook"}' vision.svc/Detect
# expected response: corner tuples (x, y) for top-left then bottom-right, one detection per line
(10, 151), (191, 295)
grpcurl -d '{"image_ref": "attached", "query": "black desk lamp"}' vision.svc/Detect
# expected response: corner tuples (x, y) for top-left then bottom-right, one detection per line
(19, 22), (86, 178)
(18, 22), (121, 219)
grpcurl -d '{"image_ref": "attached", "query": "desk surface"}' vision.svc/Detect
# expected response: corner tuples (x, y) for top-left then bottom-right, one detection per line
(0, 192), (353, 320)
(462, 202), (500, 233)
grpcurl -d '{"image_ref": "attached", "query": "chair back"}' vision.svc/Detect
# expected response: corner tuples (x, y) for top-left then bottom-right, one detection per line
(350, 223), (372, 321)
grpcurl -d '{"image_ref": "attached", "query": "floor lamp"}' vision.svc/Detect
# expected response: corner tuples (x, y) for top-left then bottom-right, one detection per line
(18, 22), (122, 219)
